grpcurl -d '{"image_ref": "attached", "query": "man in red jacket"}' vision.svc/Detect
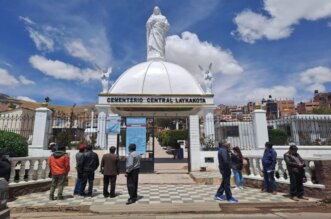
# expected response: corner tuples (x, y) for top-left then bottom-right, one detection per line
(48, 145), (70, 200)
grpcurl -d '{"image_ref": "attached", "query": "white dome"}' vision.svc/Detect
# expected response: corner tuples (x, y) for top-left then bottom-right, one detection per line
(110, 60), (204, 95)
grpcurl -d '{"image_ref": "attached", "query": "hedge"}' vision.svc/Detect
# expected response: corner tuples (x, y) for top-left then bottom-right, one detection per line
(268, 128), (288, 145)
(0, 130), (28, 157)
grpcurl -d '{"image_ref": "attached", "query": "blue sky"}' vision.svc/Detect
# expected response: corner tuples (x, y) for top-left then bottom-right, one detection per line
(0, 0), (330, 106)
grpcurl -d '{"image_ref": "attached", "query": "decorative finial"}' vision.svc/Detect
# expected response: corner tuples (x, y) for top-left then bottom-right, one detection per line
(42, 96), (50, 107)
(255, 102), (261, 109)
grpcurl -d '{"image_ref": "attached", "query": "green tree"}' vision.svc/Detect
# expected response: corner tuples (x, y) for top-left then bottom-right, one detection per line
(312, 106), (331, 114)
(0, 131), (28, 157)
(268, 129), (288, 145)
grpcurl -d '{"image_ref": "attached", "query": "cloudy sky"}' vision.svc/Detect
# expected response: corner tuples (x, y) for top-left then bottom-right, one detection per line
(0, 0), (330, 106)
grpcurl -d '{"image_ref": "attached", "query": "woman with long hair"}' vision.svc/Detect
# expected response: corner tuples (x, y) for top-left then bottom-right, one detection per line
(231, 146), (244, 190)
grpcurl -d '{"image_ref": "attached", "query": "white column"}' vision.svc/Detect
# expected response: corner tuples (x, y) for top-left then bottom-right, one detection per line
(252, 109), (268, 149)
(31, 107), (52, 150)
(189, 115), (201, 172)
(203, 106), (216, 141)
(95, 105), (110, 149)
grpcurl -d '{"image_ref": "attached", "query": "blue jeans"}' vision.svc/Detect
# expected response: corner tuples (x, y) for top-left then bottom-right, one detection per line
(73, 173), (82, 195)
(232, 169), (243, 187)
(216, 171), (232, 200)
(263, 170), (276, 192)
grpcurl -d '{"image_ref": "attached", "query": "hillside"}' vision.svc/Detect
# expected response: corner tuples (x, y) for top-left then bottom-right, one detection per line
(0, 93), (96, 114)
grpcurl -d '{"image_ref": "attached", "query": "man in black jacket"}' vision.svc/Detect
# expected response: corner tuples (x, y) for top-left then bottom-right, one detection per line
(0, 152), (11, 182)
(78, 145), (99, 197)
(284, 145), (308, 201)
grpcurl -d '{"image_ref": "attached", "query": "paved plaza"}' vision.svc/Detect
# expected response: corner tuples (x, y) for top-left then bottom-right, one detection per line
(8, 184), (317, 209)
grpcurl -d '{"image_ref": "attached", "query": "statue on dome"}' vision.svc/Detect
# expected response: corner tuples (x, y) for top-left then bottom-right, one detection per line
(96, 64), (112, 93)
(199, 63), (213, 94)
(146, 6), (170, 60)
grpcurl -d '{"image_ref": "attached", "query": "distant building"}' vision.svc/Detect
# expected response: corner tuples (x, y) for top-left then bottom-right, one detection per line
(313, 90), (331, 108)
(262, 95), (278, 120)
(0, 107), (35, 139)
(297, 101), (320, 114)
(276, 99), (296, 117)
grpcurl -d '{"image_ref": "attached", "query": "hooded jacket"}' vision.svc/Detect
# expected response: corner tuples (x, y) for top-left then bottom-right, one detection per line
(49, 151), (70, 176)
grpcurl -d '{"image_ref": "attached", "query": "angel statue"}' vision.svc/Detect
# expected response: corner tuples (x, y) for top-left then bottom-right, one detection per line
(95, 64), (112, 93)
(198, 63), (213, 94)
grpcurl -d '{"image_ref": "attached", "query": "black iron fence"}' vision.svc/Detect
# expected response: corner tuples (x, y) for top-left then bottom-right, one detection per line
(48, 112), (98, 149)
(268, 115), (331, 146)
(0, 114), (35, 139)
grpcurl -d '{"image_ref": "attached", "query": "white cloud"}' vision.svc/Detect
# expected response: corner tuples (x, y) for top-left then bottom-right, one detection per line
(64, 39), (93, 62)
(19, 16), (112, 67)
(233, 0), (331, 43)
(299, 66), (331, 92)
(166, 32), (243, 83)
(245, 86), (297, 101)
(26, 27), (54, 52)
(0, 68), (19, 86)
(16, 96), (37, 102)
(20, 16), (55, 52)
(29, 55), (99, 82)
(0, 60), (12, 67)
(19, 16), (35, 25)
(18, 75), (35, 85)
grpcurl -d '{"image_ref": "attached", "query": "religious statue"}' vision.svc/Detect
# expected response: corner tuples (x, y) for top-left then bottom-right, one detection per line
(96, 64), (112, 93)
(199, 63), (214, 94)
(146, 6), (170, 60)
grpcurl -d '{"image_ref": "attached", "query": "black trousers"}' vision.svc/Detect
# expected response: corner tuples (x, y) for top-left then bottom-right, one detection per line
(80, 171), (94, 196)
(127, 168), (139, 200)
(103, 175), (117, 196)
(289, 171), (304, 197)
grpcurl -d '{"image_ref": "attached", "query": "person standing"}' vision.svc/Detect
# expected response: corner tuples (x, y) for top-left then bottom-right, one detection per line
(48, 145), (70, 200)
(125, 144), (141, 205)
(231, 146), (244, 190)
(262, 142), (277, 194)
(100, 146), (119, 198)
(73, 144), (86, 196)
(215, 141), (238, 202)
(78, 144), (99, 197)
(0, 152), (11, 182)
(284, 145), (308, 201)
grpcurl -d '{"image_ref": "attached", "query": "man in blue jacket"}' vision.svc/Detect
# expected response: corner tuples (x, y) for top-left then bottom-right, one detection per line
(215, 141), (238, 202)
(262, 142), (277, 194)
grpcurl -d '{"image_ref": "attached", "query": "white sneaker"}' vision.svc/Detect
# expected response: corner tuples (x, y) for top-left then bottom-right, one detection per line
(233, 187), (240, 191)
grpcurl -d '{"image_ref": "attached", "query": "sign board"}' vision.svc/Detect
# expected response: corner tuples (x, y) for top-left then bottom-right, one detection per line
(106, 116), (121, 134)
(125, 117), (146, 155)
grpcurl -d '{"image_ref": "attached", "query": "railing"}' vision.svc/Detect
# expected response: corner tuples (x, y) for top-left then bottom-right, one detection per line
(8, 157), (50, 185)
(268, 115), (331, 146)
(0, 114), (35, 140)
(243, 155), (325, 189)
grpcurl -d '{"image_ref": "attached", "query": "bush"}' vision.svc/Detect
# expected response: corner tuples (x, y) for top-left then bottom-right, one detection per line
(0, 131), (28, 157)
(159, 129), (188, 147)
(268, 129), (288, 145)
